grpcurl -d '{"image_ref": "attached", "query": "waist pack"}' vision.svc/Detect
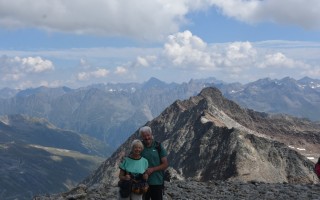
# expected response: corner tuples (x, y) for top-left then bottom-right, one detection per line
(131, 179), (149, 194)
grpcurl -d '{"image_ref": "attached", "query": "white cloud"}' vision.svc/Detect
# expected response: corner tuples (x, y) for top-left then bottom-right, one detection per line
(0, 55), (54, 81)
(20, 57), (54, 73)
(0, 0), (319, 43)
(92, 68), (109, 77)
(163, 30), (213, 69)
(77, 68), (110, 81)
(114, 66), (127, 75)
(210, 0), (320, 30)
(77, 72), (88, 81)
(131, 55), (157, 68)
(154, 30), (314, 82)
(258, 52), (309, 69)
(1, 30), (320, 88)
(161, 31), (258, 71)
(0, 0), (193, 40)
(226, 42), (257, 60)
(136, 56), (149, 67)
(219, 41), (257, 69)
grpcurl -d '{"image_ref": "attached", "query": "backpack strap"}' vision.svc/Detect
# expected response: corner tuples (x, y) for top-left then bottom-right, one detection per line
(154, 141), (162, 161)
(154, 141), (165, 188)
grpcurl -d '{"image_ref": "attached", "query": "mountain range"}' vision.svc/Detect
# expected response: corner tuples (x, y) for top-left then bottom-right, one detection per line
(219, 76), (320, 121)
(0, 76), (320, 156)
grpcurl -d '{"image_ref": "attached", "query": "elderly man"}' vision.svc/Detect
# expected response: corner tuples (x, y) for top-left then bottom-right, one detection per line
(139, 126), (168, 200)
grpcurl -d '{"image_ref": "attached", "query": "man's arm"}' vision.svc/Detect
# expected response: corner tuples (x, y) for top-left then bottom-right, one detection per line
(146, 156), (169, 175)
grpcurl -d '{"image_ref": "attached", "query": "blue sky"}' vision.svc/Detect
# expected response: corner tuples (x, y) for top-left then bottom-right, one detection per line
(1, 0), (320, 89)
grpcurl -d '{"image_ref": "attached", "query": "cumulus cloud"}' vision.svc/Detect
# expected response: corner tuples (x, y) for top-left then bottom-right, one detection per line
(219, 41), (257, 68)
(19, 57), (54, 73)
(258, 52), (309, 69)
(1, 29), (319, 88)
(131, 55), (158, 68)
(163, 30), (213, 69)
(210, 0), (320, 30)
(162, 31), (258, 71)
(114, 66), (127, 75)
(0, 55), (54, 81)
(0, 0), (192, 40)
(77, 68), (109, 81)
(136, 56), (150, 67)
(157, 30), (312, 81)
(1, 0), (318, 42)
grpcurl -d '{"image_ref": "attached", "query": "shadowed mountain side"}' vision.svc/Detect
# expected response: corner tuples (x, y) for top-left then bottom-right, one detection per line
(81, 87), (319, 188)
(0, 114), (108, 200)
(0, 142), (104, 200)
(0, 114), (111, 157)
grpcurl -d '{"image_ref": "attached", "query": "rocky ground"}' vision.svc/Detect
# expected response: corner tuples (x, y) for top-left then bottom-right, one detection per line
(34, 180), (320, 200)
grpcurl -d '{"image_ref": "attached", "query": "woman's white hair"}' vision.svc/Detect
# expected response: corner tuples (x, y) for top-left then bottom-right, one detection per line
(131, 139), (144, 150)
(139, 126), (152, 137)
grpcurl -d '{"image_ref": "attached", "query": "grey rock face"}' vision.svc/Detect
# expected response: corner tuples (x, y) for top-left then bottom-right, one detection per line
(82, 87), (320, 188)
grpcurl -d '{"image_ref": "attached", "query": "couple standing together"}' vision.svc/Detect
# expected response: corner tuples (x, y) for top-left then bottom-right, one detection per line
(118, 126), (169, 200)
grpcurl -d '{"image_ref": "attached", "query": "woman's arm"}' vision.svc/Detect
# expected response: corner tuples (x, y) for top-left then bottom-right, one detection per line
(119, 169), (131, 180)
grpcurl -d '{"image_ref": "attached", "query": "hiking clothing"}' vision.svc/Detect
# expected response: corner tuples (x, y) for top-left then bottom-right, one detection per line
(141, 141), (168, 186)
(143, 185), (164, 200)
(118, 192), (143, 200)
(119, 156), (148, 177)
(119, 156), (148, 200)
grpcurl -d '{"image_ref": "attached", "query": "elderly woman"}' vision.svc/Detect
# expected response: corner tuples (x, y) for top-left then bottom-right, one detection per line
(118, 139), (149, 200)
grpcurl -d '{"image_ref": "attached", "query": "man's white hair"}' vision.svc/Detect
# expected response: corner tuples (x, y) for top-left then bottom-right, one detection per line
(139, 126), (152, 137)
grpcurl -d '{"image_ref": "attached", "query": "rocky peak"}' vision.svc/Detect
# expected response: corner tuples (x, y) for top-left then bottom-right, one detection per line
(81, 86), (319, 189)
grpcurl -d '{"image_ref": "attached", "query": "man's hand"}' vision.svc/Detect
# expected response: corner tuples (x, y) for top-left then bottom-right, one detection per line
(123, 174), (131, 180)
(146, 167), (155, 175)
(143, 173), (149, 180)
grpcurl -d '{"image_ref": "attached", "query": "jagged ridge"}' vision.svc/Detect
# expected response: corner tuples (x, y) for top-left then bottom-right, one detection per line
(82, 87), (320, 187)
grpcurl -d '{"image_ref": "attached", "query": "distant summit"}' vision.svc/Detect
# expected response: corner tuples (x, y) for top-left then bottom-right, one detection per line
(142, 77), (169, 89)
